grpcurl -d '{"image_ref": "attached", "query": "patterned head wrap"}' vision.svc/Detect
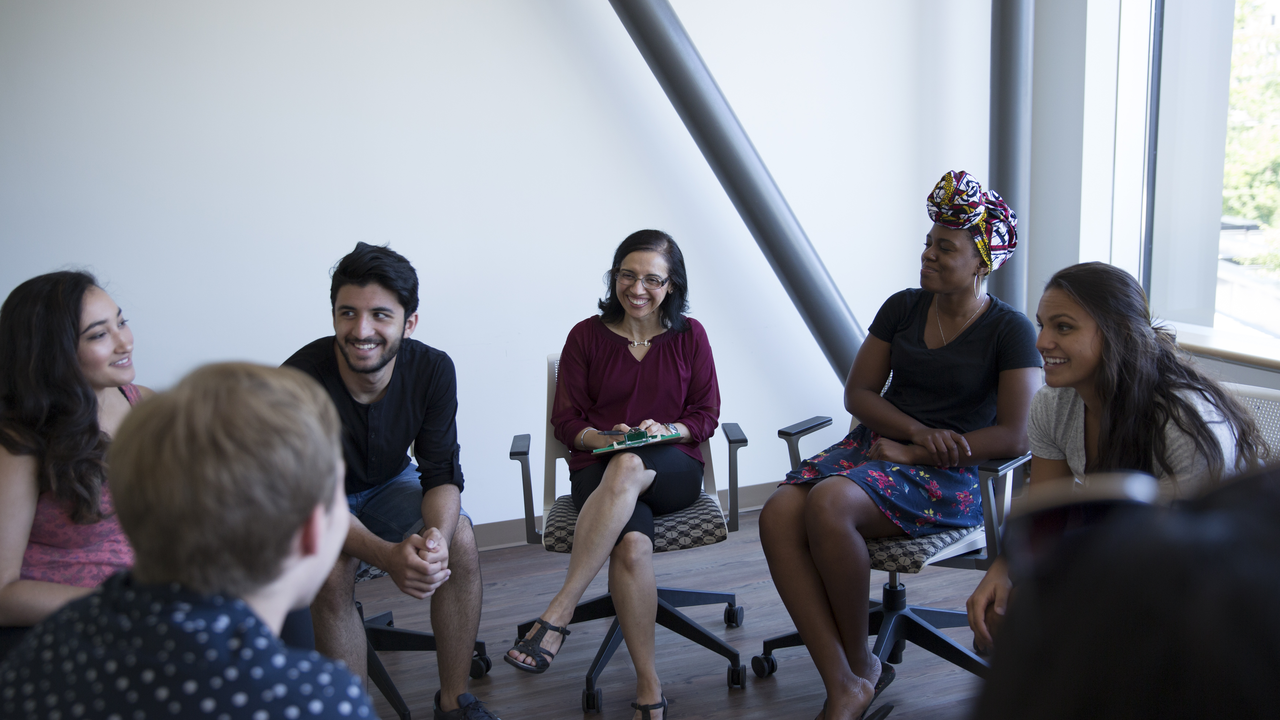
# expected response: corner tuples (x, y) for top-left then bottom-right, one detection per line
(925, 170), (1018, 271)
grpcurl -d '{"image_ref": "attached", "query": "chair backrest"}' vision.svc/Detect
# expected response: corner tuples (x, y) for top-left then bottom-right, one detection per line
(540, 353), (719, 532)
(1223, 382), (1280, 453)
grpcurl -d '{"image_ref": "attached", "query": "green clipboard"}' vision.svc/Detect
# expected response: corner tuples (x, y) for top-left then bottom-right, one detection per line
(591, 427), (682, 454)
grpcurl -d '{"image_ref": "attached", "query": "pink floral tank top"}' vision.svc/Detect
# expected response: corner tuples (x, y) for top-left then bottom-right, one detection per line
(19, 384), (140, 588)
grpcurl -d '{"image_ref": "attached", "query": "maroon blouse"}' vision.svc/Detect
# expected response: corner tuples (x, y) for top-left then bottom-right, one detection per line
(553, 316), (721, 472)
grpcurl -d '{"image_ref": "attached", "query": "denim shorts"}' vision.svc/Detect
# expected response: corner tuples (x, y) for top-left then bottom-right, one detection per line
(346, 462), (470, 544)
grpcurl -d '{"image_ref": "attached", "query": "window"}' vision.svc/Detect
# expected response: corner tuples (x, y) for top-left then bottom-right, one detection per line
(1217, 0), (1280, 340)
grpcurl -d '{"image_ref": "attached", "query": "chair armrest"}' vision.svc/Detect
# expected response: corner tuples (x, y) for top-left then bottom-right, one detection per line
(509, 434), (531, 459)
(977, 452), (1030, 566)
(777, 416), (833, 471)
(509, 434), (540, 545)
(977, 454), (1030, 477)
(722, 423), (747, 532)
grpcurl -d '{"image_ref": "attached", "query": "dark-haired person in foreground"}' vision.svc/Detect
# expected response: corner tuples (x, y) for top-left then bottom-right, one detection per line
(0, 363), (374, 719)
(284, 242), (496, 720)
(972, 466), (1280, 720)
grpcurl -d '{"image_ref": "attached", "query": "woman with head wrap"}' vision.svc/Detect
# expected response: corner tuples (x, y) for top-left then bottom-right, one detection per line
(759, 172), (1042, 720)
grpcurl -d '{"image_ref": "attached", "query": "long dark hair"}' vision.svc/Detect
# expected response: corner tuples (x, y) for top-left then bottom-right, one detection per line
(0, 271), (111, 523)
(598, 229), (691, 332)
(1046, 262), (1266, 480)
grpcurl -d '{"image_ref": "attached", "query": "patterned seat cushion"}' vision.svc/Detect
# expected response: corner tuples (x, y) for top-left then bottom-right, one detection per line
(354, 563), (389, 584)
(543, 492), (728, 554)
(865, 527), (978, 574)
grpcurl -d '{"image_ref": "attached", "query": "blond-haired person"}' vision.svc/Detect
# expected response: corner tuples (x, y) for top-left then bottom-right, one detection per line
(0, 363), (375, 720)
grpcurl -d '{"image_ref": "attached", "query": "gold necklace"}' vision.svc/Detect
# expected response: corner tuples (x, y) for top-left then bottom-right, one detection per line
(936, 294), (988, 345)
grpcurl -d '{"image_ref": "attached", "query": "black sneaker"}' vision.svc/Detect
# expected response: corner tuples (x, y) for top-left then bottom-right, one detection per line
(434, 691), (501, 720)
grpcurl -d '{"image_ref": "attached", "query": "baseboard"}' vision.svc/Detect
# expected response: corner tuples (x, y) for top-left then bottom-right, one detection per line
(472, 482), (777, 552)
(718, 482), (777, 514)
(473, 517), (536, 551)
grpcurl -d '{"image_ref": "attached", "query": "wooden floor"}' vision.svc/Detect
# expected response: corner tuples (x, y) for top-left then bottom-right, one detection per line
(355, 510), (985, 720)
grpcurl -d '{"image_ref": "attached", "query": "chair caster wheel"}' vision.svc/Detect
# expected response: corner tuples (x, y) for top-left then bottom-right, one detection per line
(751, 654), (777, 678)
(582, 687), (603, 713)
(724, 605), (745, 628)
(469, 654), (492, 679)
(727, 663), (747, 687)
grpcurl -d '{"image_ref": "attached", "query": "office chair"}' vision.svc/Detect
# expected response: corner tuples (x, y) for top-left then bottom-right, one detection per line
(1223, 382), (1280, 449)
(508, 353), (749, 712)
(752, 415), (1028, 680)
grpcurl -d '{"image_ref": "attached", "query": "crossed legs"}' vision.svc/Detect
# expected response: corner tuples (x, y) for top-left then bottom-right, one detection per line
(759, 479), (904, 720)
(507, 451), (666, 718)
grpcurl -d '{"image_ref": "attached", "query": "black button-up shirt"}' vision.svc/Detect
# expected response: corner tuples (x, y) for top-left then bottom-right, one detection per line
(284, 337), (465, 495)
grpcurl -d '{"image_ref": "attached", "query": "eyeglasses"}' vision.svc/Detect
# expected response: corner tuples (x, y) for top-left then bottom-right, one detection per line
(615, 269), (669, 291)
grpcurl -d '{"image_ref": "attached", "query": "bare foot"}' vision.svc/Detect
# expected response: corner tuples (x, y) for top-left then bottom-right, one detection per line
(506, 616), (569, 669)
(825, 657), (882, 720)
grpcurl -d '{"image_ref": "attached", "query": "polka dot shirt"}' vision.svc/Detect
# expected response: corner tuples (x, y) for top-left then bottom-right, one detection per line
(0, 572), (375, 720)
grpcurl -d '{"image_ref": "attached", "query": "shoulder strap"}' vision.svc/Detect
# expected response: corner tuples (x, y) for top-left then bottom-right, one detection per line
(120, 384), (142, 406)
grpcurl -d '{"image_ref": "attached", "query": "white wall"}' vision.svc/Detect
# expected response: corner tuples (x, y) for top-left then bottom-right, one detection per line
(0, 1), (991, 526)
(1027, 0), (1088, 319)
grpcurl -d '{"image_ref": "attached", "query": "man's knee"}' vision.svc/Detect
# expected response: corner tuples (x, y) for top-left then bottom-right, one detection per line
(313, 554), (359, 612)
(448, 516), (480, 575)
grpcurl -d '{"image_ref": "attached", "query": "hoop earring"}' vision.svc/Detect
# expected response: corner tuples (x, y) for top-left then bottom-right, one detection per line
(973, 273), (981, 300)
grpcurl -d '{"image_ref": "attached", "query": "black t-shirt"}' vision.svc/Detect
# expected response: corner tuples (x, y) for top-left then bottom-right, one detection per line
(868, 289), (1041, 435)
(283, 337), (464, 495)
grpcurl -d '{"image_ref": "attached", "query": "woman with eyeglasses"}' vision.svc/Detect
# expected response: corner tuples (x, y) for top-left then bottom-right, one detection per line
(759, 172), (1043, 720)
(505, 229), (717, 720)
(965, 261), (1267, 655)
(0, 272), (153, 645)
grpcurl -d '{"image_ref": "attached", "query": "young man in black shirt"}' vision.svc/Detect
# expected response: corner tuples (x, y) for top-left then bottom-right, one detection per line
(283, 243), (496, 720)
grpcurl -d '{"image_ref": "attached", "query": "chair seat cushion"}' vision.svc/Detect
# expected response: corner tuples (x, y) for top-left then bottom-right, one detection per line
(355, 563), (389, 584)
(866, 527), (977, 574)
(543, 492), (727, 553)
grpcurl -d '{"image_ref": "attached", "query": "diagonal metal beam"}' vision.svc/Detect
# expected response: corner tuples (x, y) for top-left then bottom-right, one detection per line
(609, 0), (864, 380)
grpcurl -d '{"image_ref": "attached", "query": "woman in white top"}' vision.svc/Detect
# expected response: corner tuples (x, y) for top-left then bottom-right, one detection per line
(966, 262), (1267, 652)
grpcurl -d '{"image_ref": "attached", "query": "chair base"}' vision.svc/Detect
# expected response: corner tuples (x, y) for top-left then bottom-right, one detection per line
(360, 605), (491, 720)
(516, 587), (746, 713)
(752, 580), (989, 680)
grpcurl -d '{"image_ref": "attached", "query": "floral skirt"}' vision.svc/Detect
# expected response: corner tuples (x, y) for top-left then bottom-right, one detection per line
(780, 424), (982, 537)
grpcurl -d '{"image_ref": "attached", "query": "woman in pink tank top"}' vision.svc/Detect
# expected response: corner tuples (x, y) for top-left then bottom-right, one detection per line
(0, 271), (153, 628)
